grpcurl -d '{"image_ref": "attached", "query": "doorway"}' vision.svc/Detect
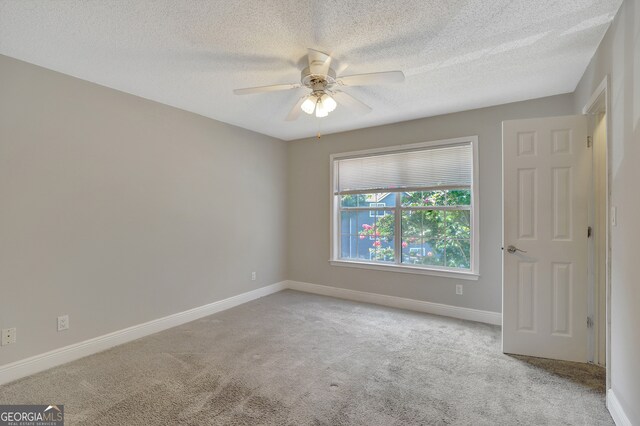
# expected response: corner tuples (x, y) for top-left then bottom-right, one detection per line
(501, 76), (610, 375)
(582, 76), (610, 387)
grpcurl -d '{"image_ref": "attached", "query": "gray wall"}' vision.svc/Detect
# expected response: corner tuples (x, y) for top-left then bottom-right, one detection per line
(573, 0), (640, 422)
(288, 94), (575, 313)
(0, 54), (288, 365)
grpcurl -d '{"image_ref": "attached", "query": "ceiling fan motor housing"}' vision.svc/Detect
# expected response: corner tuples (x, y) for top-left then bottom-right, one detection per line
(301, 65), (337, 90)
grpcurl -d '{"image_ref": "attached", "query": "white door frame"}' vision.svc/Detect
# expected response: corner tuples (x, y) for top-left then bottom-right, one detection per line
(582, 75), (611, 389)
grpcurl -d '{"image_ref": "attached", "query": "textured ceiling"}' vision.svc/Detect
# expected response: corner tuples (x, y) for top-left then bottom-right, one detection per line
(0, 0), (622, 140)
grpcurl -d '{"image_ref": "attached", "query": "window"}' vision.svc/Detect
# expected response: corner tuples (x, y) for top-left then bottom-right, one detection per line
(330, 137), (479, 279)
(369, 203), (387, 217)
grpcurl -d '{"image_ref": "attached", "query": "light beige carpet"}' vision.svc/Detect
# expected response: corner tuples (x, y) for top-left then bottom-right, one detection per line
(0, 290), (610, 425)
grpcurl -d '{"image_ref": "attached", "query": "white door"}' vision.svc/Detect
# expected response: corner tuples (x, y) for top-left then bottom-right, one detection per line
(502, 115), (589, 362)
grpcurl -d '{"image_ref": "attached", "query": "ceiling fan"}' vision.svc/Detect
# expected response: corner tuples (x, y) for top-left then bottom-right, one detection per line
(233, 49), (405, 121)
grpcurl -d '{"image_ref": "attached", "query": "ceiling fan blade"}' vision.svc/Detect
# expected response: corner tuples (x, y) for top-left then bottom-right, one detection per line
(337, 71), (405, 86)
(307, 48), (332, 75)
(332, 90), (372, 115)
(285, 96), (307, 121)
(233, 83), (301, 95)
(335, 61), (349, 76)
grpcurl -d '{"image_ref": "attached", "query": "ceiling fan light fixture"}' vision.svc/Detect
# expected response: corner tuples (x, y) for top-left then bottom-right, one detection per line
(315, 96), (329, 117)
(321, 93), (337, 113)
(300, 95), (317, 114)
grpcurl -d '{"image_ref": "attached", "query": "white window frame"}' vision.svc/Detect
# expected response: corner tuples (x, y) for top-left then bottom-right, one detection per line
(329, 136), (480, 280)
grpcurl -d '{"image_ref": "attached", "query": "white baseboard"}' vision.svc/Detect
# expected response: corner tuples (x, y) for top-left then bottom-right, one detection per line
(607, 389), (633, 426)
(0, 281), (287, 386)
(285, 280), (502, 325)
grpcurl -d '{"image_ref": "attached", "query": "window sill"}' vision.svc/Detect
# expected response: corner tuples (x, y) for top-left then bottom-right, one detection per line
(329, 260), (479, 280)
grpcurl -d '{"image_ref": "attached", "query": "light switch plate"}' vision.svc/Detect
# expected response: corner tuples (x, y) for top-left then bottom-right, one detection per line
(57, 315), (69, 331)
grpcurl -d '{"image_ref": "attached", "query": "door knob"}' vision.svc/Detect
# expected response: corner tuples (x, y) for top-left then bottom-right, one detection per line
(506, 245), (527, 254)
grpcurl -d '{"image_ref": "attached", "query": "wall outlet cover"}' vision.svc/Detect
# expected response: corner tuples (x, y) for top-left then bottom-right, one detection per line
(1, 328), (16, 346)
(456, 285), (463, 295)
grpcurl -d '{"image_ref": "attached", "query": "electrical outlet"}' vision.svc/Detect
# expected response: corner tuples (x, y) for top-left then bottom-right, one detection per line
(251, 272), (256, 281)
(1, 328), (16, 346)
(456, 285), (463, 295)
(57, 315), (69, 332)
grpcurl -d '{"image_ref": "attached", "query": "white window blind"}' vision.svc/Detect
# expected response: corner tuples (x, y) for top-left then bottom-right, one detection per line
(335, 143), (472, 194)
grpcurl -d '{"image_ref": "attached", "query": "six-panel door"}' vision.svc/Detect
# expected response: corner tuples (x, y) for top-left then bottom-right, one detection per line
(503, 115), (589, 362)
